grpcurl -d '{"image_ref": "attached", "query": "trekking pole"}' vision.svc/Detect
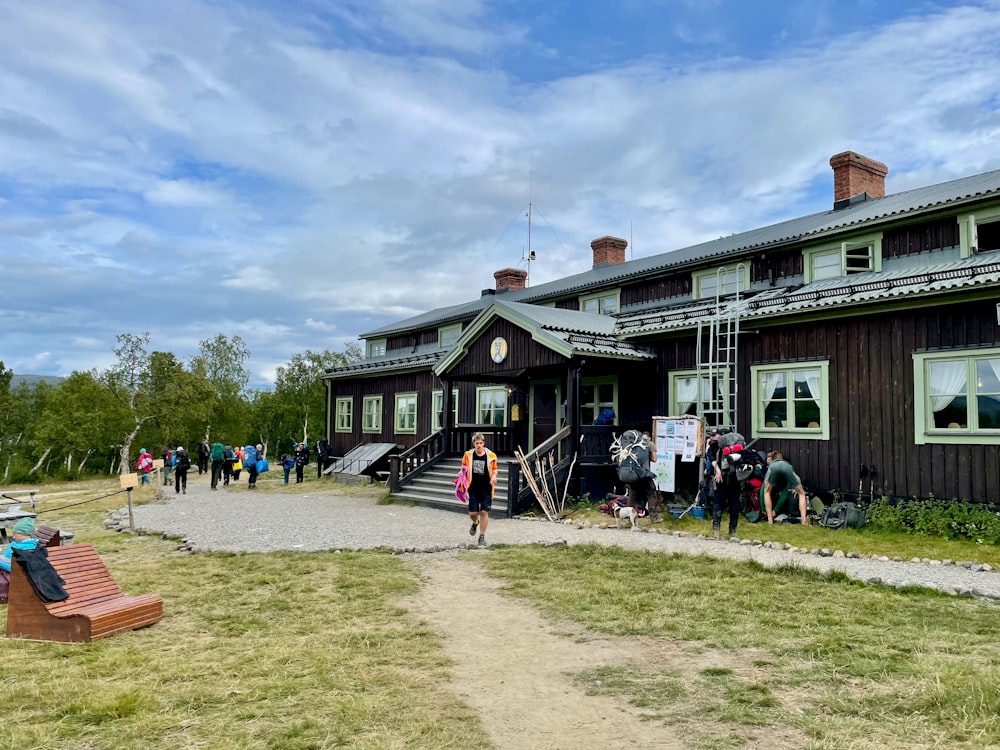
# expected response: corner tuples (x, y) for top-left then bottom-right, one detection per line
(858, 464), (869, 501)
(869, 465), (878, 501)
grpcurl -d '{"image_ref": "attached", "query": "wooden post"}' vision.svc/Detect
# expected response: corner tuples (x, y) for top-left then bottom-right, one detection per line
(506, 460), (520, 518)
(127, 488), (135, 532)
(388, 455), (401, 494)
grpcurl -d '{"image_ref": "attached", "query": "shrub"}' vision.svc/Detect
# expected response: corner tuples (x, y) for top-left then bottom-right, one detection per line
(866, 496), (1000, 545)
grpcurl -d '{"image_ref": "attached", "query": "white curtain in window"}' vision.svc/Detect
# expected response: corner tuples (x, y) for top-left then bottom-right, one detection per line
(985, 358), (1000, 390)
(675, 377), (698, 413)
(929, 361), (966, 412)
(761, 372), (783, 404)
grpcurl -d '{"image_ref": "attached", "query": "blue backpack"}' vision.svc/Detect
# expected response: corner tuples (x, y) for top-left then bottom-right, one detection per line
(243, 445), (257, 467)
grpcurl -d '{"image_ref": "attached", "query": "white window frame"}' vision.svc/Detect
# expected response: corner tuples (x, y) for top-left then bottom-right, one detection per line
(958, 205), (1000, 257)
(366, 338), (386, 358)
(362, 395), (383, 433)
(432, 389), (459, 431)
(476, 386), (507, 427)
(751, 361), (830, 440)
(438, 323), (462, 348)
(803, 231), (882, 282)
(579, 289), (620, 315)
(580, 376), (618, 425)
(693, 263), (750, 300)
(394, 392), (417, 434)
(335, 397), (353, 433)
(668, 369), (731, 424)
(913, 346), (1000, 445)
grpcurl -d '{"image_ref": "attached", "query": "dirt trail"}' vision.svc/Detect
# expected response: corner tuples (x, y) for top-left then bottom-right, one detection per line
(401, 554), (685, 750)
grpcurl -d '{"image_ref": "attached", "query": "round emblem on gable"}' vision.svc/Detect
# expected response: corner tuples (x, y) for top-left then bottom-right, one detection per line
(490, 336), (508, 364)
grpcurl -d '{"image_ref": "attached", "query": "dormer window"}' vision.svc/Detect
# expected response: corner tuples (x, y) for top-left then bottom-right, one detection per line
(803, 232), (882, 282)
(366, 338), (386, 358)
(438, 323), (462, 348)
(693, 263), (749, 300)
(959, 206), (1000, 257)
(580, 290), (620, 315)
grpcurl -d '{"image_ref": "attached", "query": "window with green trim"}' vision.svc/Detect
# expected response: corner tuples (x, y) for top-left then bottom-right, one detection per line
(803, 232), (882, 282)
(362, 395), (383, 433)
(581, 377), (617, 425)
(432, 389), (459, 431)
(394, 393), (417, 434)
(959, 206), (1000, 257)
(751, 362), (829, 439)
(335, 397), (353, 432)
(477, 387), (507, 426)
(913, 347), (1000, 444)
(439, 324), (462, 348)
(668, 370), (730, 426)
(580, 290), (620, 315)
(366, 339), (386, 358)
(693, 263), (750, 300)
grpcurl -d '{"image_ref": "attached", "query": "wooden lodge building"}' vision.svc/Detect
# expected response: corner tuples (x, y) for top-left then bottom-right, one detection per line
(322, 151), (1000, 512)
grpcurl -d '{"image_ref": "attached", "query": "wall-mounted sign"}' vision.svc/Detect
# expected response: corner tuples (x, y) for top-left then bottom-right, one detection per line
(490, 336), (508, 364)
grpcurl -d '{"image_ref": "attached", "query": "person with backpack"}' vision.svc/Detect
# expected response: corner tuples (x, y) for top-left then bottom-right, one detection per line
(161, 448), (174, 487)
(174, 445), (191, 494)
(763, 451), (809, 526)
(210, 441), (225, 490)
(245, 443), (265, 489)
(293, 442), (309, 484)
(233, 446), (244, 481)
(222, 444), (236, 486)
(136, 448), (153, 485)
(705, 429), (741, 539)
(197, 441), (210, 475)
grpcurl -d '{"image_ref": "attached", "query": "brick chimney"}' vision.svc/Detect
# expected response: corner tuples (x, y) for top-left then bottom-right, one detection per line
(829, 151), (888, 205)
(494, 267), (527, 293)
(591, 236), (627, 268)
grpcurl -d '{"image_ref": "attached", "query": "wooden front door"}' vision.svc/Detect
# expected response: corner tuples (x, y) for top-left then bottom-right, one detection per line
(530, 381), (560, 449)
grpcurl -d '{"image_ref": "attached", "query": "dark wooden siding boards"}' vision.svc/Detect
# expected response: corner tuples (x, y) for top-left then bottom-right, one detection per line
(326, 370), (440, 456)
(882, 217), (960, 259)
(447, 319), (567, 379)
(741, 299), (1000, 503)
(621, 276), (691, 307)
(753, 251), (802, 283)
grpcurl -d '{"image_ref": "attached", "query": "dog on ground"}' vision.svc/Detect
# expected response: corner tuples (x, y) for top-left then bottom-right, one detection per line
(613, 504), (640, 530)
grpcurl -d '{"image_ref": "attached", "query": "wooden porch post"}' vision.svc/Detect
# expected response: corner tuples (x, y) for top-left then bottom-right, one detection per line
(441, 376), (452, 450)
(567, 360), (581, 452)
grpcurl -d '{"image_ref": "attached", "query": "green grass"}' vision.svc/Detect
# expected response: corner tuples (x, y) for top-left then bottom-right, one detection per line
(481, 544), (1000, 750)
(7, 479), (1000, 749)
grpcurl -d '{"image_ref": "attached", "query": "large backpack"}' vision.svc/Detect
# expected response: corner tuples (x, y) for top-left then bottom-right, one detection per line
(210, 442), (225, 461)
(819, 502), (866, 530)
(611, 430), (651, 484)
(243, 444), (257, 468)
(175, 450), (191, 470)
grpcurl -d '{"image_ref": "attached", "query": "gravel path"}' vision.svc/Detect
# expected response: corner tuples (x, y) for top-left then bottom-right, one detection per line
(127, 473), (1000, 601)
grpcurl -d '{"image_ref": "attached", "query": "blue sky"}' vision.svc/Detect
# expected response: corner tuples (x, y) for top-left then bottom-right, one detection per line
(2, 0), (1000, 387)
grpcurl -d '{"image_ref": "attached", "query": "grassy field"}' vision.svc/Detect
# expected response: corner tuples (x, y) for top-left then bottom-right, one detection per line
(2, 478), (1000, 749)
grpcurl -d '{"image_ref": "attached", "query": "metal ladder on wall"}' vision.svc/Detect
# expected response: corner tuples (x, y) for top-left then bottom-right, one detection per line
(695, 264), (746, 432)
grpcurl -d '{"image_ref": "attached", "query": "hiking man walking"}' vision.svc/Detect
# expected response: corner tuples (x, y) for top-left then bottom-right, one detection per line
(459, 433), (497, 548)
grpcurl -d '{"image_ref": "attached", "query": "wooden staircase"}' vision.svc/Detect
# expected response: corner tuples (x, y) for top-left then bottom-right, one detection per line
(392, 456), (509, 515)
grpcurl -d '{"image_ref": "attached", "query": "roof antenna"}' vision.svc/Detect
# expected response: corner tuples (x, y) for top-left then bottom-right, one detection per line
(520, 153), (536, 285)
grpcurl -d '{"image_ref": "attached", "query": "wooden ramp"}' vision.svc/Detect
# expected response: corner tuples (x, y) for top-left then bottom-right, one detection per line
(6, 543), (163, 643)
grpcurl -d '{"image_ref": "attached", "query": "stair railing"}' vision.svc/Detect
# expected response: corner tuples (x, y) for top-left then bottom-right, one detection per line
(388, 429), (446, 494)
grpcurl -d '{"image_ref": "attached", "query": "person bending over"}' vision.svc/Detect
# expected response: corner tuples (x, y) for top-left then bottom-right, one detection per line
(763, 451), (808, 526)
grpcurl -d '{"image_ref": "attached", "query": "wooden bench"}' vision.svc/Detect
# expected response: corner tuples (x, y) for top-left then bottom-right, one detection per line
(32, 525), (62, 547)
(6, 543), (163, 643)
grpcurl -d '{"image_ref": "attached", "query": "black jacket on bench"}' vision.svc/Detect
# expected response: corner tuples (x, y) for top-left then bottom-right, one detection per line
(13, 546), (69, 603)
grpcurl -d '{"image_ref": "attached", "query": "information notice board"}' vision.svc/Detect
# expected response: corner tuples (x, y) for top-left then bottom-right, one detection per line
(648, 415), (705, 493)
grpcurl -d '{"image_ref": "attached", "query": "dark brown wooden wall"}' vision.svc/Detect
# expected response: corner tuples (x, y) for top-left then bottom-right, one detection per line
(745, 299), (999, 502)
(652, 299), (1000, 501)
(621, 276), (691, 306)
(753, 251), (802, 283)
(448, 319), (567, 378)
(882, 217), (959, 259)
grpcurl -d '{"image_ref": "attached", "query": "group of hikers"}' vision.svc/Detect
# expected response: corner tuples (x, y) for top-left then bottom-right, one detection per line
(133, 439), (332, 493)
(612, 425), (811, 536)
